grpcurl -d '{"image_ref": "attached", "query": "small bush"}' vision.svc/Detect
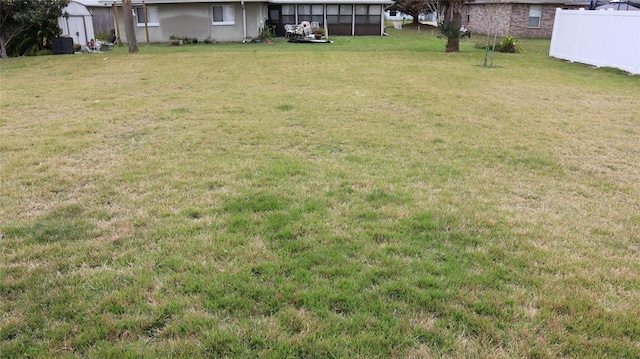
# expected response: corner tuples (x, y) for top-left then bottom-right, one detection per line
(496, 35), (523, 53)
(258, 26), (273, 42)
(169, 35), (198, 44)
(474, 35), (523, 53)
(95, 32), (112, 42)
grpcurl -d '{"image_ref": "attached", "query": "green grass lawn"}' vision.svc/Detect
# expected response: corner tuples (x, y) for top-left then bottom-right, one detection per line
(1, 29), (639, 358)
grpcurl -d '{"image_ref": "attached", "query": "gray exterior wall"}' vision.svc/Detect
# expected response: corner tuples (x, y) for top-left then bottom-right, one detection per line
(464, 3), (584, 38)
(116, 3), (266, 43)
(88, 6), (115, 35)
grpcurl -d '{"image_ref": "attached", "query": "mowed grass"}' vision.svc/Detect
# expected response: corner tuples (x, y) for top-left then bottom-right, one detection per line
(1, 29), (639, 358)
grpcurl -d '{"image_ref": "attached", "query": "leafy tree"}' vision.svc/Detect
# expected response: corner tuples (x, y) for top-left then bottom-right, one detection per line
(122, 0), (138, 53)
(0, 0), (69, 58)
(388, 0), (437, 26)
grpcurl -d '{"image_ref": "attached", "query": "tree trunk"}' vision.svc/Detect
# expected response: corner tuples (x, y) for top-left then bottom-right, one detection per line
(0, 37), (8, 58)
(445, 6), (462, 52)
(122, 0), (139, 53)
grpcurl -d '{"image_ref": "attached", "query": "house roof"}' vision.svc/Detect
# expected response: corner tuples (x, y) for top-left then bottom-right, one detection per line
(99, 0), (393, 6)
(269, 0), (393, 3)
(75, 0), (103, 6)
(98, 0), (270, 4)
(99, 0), (392, 4)
(468, 0), (590, 5)
(596, 2), (640, 8)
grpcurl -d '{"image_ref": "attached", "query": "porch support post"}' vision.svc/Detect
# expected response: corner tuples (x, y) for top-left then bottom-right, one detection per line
(351, 5), (355, 35)
(113, 2), (123, 46)
(324, 4), (328, 36)
(142, 0), (150, 45)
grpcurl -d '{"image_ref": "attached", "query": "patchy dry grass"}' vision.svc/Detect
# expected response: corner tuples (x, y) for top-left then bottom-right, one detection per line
(1, 31), (639, 358)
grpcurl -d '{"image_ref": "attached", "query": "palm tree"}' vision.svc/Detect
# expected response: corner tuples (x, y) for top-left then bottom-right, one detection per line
(439, 0), (465, 52)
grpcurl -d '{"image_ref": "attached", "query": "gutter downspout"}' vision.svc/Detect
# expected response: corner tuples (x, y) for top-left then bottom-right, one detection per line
(242, 0), (247, 42)
(352, 6), (355, 36)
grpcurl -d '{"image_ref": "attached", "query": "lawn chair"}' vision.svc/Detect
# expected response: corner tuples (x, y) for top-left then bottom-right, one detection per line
(310, 21), (320, 33)
(460, 25), (471, 39)
(284, 24), (297, 38)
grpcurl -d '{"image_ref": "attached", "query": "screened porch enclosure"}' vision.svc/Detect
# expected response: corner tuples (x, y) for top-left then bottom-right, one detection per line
(267, 3), (385, 36)
(329, 4), (382, 35)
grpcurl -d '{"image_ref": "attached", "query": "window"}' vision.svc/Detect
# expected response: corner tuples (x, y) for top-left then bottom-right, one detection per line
(297, 4), (311, 22)
(327, 5), (353, 24)
(135, 6), (158, 26)
(340, 5), (352, 24)
(528, 5), (542, 28)
(282, 5), (295, 25)
(282, 5), (295, 16)
(297, 4), (324, 24)
(355, 5), (381, 25)
(213, 5), (235, 25)
(311, 5), (324, 24)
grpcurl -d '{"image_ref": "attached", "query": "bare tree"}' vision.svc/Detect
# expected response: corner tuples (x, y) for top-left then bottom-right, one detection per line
(388, 0), (437, 26)
(122, 0), (138, 53)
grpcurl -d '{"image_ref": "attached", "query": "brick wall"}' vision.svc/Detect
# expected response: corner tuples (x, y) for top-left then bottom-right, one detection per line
(465, 3), (585, 39)
(508, 4), (556, 38)
(465, 4), (513, 37)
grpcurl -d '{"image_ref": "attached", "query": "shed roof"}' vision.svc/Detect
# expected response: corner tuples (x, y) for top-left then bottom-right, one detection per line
(62, 1), (92, 16)
(75, 0), (103, 6)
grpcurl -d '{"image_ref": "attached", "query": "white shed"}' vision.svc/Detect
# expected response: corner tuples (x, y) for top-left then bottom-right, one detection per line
(58, 1), (95, 46)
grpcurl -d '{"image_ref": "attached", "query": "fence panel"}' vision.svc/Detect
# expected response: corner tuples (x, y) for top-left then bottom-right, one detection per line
(550, 8), (640, 75)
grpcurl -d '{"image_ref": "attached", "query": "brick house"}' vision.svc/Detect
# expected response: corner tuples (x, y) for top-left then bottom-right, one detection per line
(462, 0), (590, 38)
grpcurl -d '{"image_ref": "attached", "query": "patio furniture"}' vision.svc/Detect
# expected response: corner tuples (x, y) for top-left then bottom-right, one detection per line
(310, 21), (320, 33)
(300, 21), (312, 36)
(284, 24), (297, 38)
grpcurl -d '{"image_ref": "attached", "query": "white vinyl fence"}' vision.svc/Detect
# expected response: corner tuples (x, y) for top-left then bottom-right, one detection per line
(549, 8), (640, 75)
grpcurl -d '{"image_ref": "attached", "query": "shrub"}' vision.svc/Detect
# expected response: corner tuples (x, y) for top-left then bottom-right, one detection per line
(95, 32), (112, 42)
(496, 35), (523, 53)
(474, 35), (523, 53)
(259, 26), (273, 42)
(169, 35), (198, 44)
